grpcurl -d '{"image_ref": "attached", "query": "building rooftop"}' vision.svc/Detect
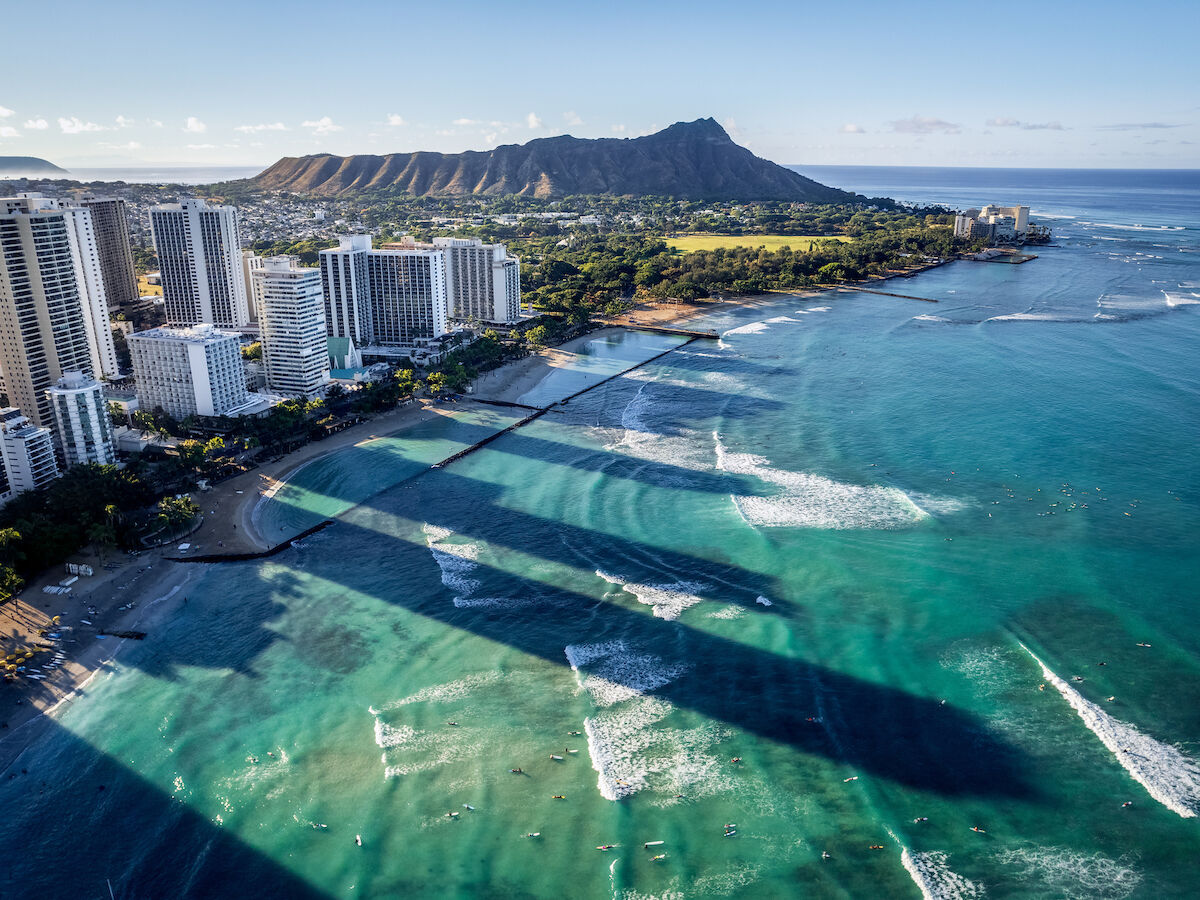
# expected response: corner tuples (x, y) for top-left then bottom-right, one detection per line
(128, 324), (242, 345)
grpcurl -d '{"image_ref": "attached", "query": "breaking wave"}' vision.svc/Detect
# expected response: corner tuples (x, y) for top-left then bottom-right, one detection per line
(596, 570), (708, 620)
(995, 845), (1142, 899)
(713, 432), (959, 529)
(1021, 644), (1200, 817)
(900, 848), (985, 900)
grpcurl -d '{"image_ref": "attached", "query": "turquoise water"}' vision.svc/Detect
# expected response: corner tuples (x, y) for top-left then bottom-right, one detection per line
(2, 171), (1198, 898)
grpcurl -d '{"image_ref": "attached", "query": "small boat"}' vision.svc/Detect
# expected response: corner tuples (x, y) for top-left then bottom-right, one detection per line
(971, 826), (986, 834)
(446, 811), (459, 818)
(596, 845), (616, 851)
(551, 795), (566, 800)
(80, 620), (92, 625)
(312, 823), (327, 830)
(566, 749), (579, 754)
(913, 817), (928, 823)
(525, 832), (541, 838)
(869, 845), (884, 850)
(462, 804), (475, 811)
(651, 854), (667, 861)
(723, 830), (737, 837)
(644, 841), (664, 848)
(1136, 642), (1152, 648)
(843, 776), (858, 783)
(1122, 801), (1133, 808)
(355, 835), (362, 846)
(549, 754), (563, 761)
(822, 851), (831, 860)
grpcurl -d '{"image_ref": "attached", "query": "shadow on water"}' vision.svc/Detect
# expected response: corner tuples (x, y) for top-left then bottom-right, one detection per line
(0, 719), (330, 899)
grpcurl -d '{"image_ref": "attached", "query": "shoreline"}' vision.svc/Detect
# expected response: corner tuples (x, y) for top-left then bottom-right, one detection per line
(0, 264), (950, 768)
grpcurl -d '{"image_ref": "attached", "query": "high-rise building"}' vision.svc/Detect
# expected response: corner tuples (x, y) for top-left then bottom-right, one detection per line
(79, 195), (140, 311)
(319, 235), (373, 345)
(319, 236), (449, 349)
(128, 324), (251, 418)
(367, 247), (448, 344)
(0, 407), (60, 496)
(150, 199), (249, 329)
(0, 198), (101, 430)
(252, 257), (330, 398)
(431, 237), (522, 324)
(46, 371), (116, 466)
(242, 250), (264, 323)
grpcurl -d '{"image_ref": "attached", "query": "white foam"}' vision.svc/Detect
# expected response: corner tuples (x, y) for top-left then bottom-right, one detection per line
(996, 846), (1141, 900)
(722, 321), (770, 336)
(1022, 643), (1200, 817)
(713, 432), (957, 529)
(1164, 291), (1199, 307)
(900, 849), (985, 900)
(754, 595), (773, 606)
(371, 671), (504, 711)
(913, 314), (950, 322)
(765, 315), (800, 324)
(565, 639), (688, 706)
(596, 570), (708, 620)
(710, 604), (746, 620)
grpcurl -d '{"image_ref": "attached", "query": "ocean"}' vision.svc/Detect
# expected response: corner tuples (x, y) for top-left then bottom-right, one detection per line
(2, 168), (1198, 899)
(49, 166), (264, 185)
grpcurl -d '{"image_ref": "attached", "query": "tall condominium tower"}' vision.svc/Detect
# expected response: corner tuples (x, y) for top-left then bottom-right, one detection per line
(319, 235), (373, 345)
(46, 371), (116, 466)
(150, 199), (249, 329)
(431, 237), (522, 324)
(79, 195), (140, 310)
(252, 257), (330, 398)
(0, 198), (102, 430)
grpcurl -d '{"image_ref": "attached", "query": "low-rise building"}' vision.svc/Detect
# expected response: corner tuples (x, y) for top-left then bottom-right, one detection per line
(0, 407), (60, 498)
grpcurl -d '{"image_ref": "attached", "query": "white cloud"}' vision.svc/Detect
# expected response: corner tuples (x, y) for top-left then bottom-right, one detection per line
(611, 123), (626, 133)
(840, 123), (867, 134)
(115, 115), (134, 128)
(234, 122), (288, 133)
(386, 113), (406, 127)
(0, 126), (19, 138)
(184, 116), (207, 133)
(59, 116), (107, 134)
(186, 143), (217, 150)
(23, 118), (48, 130)
(564, 111), (583, 127)
(453, 118), (477, 126)
(150, 119), (164, 128)
(0, 105), (14, 118)
(301, 116), (342, 135)
(526, 112), (542, 129)
(98, 141), (142, 151)
(890, 115), (960, 134)
(484, 132), (499, 144)
(986, 117), (1064, 131)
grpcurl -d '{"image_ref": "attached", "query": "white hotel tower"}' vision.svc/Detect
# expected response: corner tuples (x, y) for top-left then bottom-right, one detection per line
(46, 371), (115, 466)
(252, 256), (330, 398)
(151, 199), (249, 329)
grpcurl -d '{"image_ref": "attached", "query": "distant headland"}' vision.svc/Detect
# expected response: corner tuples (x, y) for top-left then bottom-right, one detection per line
(0, 156), (70, 177)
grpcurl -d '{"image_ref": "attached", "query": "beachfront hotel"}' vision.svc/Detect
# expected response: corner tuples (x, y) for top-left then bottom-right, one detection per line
(251, 256), (330, 398)
(150, 199), (249, 330)
(46, 371), (116, 467)
(319, 237), (451, 353)
(0, 196), (107, 432)
(383, 237), (522, 325)
(127, 324), (252, 419)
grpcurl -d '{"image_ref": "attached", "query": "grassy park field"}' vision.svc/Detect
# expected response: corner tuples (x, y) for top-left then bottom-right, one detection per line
(667, 233), (853, 253)
(137, 275), (162, 296)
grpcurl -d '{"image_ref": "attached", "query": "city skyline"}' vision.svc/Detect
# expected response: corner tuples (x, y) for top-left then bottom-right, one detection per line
(0, 0), (1197, 170)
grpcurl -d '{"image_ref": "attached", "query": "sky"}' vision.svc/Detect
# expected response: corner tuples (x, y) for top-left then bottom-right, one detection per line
(1, 0), (1197, 170)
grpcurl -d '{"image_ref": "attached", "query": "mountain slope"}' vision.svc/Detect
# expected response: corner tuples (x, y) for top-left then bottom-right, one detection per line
(247, 119), (855, 202)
